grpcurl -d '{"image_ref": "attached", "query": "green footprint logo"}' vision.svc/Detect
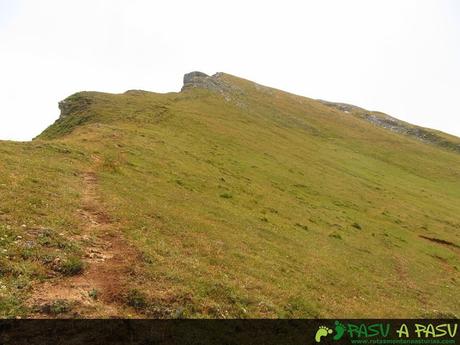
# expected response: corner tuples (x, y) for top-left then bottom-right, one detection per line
(315, 326), (333, 343)
(333, 321), (346, 341)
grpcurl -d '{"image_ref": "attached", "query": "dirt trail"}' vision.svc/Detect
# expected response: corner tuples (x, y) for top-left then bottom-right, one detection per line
(28, 162), (140, 318)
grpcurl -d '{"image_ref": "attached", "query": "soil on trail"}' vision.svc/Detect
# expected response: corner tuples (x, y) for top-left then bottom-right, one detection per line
(28, 166), (141, 318)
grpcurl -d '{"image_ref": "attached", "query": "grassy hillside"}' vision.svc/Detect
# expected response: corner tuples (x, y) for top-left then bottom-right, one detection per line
(1, 72), (459, 318)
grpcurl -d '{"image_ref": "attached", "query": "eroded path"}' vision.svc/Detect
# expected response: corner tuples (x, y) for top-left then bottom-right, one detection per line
(28, 160), (141, 318)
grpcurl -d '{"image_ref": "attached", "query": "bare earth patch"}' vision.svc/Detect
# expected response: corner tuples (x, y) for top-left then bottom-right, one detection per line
(27, 165), (142, 318)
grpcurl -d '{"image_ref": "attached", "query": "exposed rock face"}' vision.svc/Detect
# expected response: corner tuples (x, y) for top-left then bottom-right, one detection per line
(182, 71), (209, 89)
(366, 113), (406, 132)
(181, 71), (227, 92)
(58, 95), (92, 119)
(58, 99), (73, 118)
(181, 71), (245, 106)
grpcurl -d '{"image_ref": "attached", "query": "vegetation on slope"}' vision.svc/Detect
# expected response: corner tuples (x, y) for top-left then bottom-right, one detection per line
(319, 100), (460, 153)
(1, 72), (459, 318)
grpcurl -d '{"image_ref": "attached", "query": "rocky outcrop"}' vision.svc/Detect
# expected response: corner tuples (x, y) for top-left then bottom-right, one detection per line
(319, 100), (460, 153)
(181, 71), (245, 105)
(58, 94), (92, 119)
(181, 71), (228, 92)
(182, 71), (210, 89)
(365, 113), (460, 152)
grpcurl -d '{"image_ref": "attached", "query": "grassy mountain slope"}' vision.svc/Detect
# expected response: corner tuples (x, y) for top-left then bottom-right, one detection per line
(319, 99), (460, 153)
(1, 72), (459, 318)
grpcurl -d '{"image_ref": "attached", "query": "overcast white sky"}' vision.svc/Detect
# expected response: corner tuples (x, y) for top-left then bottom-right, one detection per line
(0, 0), (459, 140)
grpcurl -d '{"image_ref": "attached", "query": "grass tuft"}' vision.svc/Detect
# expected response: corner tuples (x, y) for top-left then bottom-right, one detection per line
(59, 256), (84, 276)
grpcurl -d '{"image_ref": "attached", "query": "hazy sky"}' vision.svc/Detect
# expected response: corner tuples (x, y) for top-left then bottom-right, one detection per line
(1, 0), (459, 140)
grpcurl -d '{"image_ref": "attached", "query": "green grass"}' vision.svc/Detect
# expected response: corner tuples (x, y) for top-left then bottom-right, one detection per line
(39, 299), (73, 315)
(125, 288), (148, 310)
(59, 256), (84, 276)
(0, 141), (86, 317)
(1, 73), (459, 318)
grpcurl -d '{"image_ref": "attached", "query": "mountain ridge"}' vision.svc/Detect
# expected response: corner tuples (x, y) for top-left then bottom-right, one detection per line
(1, 71), (459, 318)
(39, 71), (460, 155)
